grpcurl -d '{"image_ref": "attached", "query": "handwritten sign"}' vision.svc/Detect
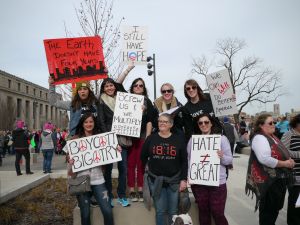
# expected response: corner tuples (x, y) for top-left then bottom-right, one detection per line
(66, 132), (121, 173)
(206, 69), (237, 117)
(111, 92), (144, 138)
(122, 26), (147, 64)
(189, 135), (221, 186)
(44, 36), (107, 85)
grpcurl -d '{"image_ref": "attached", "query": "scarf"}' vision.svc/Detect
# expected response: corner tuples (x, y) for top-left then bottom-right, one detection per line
(154, 96), (178, 113)
(245, 133), (292, 211)
(100, 93), (116, 112)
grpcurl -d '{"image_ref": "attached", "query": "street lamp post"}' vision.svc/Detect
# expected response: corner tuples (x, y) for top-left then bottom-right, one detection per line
(147, 54), (157, 99)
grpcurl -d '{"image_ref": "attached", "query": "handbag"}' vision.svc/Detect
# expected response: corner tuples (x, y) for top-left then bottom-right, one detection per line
(117, 135), (133, 148)
(68, 175), (91, 196)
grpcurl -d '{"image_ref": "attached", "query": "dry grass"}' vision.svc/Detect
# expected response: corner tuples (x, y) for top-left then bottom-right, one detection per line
(0, 178), (76, 225)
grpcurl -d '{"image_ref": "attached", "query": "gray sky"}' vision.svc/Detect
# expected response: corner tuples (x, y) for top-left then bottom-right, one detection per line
(1, 0), (299, 115)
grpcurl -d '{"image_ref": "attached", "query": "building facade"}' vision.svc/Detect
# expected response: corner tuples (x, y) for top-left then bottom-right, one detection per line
(0, 70), (69, 130)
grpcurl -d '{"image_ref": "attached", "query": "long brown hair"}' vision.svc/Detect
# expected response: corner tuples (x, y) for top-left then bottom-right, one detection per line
(184, 79), (206, 101)
(71, 88), (98, 111)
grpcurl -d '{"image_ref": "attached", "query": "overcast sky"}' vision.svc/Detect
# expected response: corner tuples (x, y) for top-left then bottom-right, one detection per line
(1, 0), (299, 115)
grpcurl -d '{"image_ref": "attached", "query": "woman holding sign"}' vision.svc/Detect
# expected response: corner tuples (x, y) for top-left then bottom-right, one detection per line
(67, 113), (114, 225)
(141, 113), (188, 225)
(187, 113), (232, 225)
(127, 78), (156, 202)
(245, 114), (295, 225)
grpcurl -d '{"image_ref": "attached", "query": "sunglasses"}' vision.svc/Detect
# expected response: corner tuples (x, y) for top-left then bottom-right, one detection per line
(185, 86), (197, 91)
(133, 84), (144, 88)
(198, 121), (210, 125)
(161, 89), (173, 94)
(266, 121), (276, 126)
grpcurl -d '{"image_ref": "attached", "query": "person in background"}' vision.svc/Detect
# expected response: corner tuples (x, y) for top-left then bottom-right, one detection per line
(98, 62), (135, 207)
(281, 114), (300, 225)
(141, 113), (188, 225)
(153, 83), (184, 135)
(12, 120), (34, 176)
(67, 113), (114, 225)
(187, 113), (233, 225)
(239, 116), (247, 135)
(39, 122), (57, 174)
(127, 78), (156, 202)
(245, 114), (295, 225)
(222, 116), (238, 155)
(0, 131), (4, 166)
(276, 116), (290, 139)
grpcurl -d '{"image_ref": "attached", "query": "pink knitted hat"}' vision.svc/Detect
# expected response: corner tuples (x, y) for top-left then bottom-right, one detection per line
(16, 120), (25, 129)
(43, 122), (53, 130)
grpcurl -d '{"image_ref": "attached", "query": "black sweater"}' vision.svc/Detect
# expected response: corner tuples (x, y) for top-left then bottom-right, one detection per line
(141, 133), (188, 180)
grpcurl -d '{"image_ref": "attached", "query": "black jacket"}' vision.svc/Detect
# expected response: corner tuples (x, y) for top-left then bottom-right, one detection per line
(12, 128), (30, 149)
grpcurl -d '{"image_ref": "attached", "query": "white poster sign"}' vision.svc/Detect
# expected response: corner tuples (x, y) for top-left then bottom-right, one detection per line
(111, 92), (144, 138)
(66, 132), (121, 173)
(189, 135), (221, 186)
(122, 26), (148, 64)
(206, 69), (238, 117)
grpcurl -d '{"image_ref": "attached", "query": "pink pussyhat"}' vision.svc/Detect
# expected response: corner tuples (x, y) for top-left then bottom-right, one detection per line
(16, 120), (25, 129)
(43, 122), (53, 130)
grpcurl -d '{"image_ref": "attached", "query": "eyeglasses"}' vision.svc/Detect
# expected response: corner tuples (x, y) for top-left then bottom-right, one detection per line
(266, 121), (276, 126)
(185, 86), (197, 91)
(158, 120), (170, 124)
(161, 89), (173, 94)
(198, 121), (210, 125)
(133, 84), (144, 88)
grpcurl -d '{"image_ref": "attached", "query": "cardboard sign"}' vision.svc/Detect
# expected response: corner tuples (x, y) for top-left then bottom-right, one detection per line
(206, 69), (238, 117)
(66, 132), (121, 173)
(189, 135), (221, 186)
(111, 92), (144, 138)
(44, 36), (107, 85)
(122, 26), (147, 64)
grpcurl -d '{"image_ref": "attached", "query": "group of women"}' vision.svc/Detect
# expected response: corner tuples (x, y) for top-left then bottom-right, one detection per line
(49, 63), (299, 225)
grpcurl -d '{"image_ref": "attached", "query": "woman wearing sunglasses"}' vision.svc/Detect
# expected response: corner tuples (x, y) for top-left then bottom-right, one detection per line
(127, 78), (156, 202)
(182, 79), (220, 143)
(187, 113), (233, 225)
(153, 83), (184, 134)
(245, 114), (295, 225)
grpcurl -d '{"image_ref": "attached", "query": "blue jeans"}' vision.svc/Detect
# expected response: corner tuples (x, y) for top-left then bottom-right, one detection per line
(77, 183), (114, 225)
(42, 149), (54, 172)
(149, 180), (179, 225)
(104, 147), (127, 199)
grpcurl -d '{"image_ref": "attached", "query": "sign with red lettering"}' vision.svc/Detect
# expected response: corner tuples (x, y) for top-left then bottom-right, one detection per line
(44, 36), (107, 85)
(206, 69), (237, 117)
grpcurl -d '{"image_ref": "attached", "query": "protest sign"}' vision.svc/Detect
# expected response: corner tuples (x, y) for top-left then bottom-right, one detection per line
(189, 135), (221, 186)
(111, 92), (144, 138)
(206, 69), (237, 117)
(44, 36), (107, 85)
(66, 131), (121, 173)
(122, 26), (147, 64)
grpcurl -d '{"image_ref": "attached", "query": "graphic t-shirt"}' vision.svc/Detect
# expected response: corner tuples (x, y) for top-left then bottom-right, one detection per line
(141, 133), (188, 180)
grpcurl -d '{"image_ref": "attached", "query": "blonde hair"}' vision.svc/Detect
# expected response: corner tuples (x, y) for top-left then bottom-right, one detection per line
(160, 83), (174, 93)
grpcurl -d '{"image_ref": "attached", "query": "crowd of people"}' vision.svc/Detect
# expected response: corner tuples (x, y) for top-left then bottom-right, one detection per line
(2, 62), (299, 225)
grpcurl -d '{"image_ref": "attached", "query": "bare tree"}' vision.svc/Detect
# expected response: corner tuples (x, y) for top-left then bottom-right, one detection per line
(192, 38), (284, 122)
(60, 0), (125, 98)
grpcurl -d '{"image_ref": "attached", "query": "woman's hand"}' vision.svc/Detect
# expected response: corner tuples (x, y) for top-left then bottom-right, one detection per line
(48, 76), (54, 85)
(179, 180), (187, 192)
(117, 144), (122, 153)
(284, 158), (295, 169)
(128, 60), (135, 69)
(68, 158), (74, 166)
(217, 150), (224, 159)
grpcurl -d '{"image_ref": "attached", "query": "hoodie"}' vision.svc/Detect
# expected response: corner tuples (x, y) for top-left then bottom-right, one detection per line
(39, 130), (57, 151)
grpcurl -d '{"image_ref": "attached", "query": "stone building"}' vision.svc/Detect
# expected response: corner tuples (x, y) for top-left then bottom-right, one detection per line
(0, 70), (69, 130)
